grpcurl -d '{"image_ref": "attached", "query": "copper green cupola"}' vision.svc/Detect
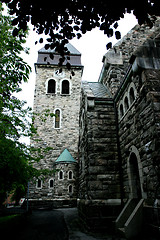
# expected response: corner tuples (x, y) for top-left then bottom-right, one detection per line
(55, 149), (77, 164)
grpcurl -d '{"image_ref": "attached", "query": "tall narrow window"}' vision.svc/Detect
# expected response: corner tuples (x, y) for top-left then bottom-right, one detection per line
(129, 87), (135, 105)
(68, 185), (73, 194)
(124, 97), (129, 112)
(61, 80), (70, 94)
(36, 179), (42, 189)
(55, 109), (60, 128)
(120, 104), (124, 118)
(68, 171), (73, 180)
(49, 179), (54, 188)
(47, 79), (56, 93)
(59, 170), (63, 180)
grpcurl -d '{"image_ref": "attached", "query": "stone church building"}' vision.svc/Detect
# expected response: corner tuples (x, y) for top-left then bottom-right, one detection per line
(29, 19), (160, 238)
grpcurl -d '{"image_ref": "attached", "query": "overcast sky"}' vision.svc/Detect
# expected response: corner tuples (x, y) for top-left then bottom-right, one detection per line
(19, 13), (138, 108)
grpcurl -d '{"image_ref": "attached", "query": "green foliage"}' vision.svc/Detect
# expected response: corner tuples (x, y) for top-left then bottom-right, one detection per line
(0, 3), (52, 205)
(1, 0), (159, 54)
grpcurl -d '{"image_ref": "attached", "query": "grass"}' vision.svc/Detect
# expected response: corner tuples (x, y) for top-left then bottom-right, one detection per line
(0, 214), (18, 224)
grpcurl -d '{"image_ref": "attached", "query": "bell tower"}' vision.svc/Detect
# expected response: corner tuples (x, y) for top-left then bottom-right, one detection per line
(29, 43), (83, 207)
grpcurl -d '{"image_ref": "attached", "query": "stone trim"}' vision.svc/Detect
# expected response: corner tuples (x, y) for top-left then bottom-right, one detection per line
(45, 78), (57, 95)
(60, 78), (72, 95)
(127, 145), (146, 199)
(53, 108), (62, 129)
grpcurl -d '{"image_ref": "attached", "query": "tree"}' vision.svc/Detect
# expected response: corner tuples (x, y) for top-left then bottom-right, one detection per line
(0, 3), (49, 205)
(1, 0), (160, 52)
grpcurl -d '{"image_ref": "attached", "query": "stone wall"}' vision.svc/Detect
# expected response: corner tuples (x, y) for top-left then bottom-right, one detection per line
(116, 68), (160, 202)
(99, 18), (160, 96)
(54, 162), (78, 200)
(78, 82), (122, 230)
(29, 64), (83, 202)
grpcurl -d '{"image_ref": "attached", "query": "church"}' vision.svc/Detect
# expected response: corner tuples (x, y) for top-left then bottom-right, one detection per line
(29, 19), (160, 239)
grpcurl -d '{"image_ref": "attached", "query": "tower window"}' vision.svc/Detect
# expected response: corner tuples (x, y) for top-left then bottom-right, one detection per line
(55, 109), (61, 129)
(36, 179), (42, 189)
(59, 170), (63, 180)
(68, 171), (73, 180)
(49, 179), (54, 188)
(47, 79), (56, 94)
(61, 80), (70, 94)
(68, 185), (73, 194)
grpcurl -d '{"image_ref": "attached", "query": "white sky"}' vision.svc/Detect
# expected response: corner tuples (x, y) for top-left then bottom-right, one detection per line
(19, 13), (138, 108)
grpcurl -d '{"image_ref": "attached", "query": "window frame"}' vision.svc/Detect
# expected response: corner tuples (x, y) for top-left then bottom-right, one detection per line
(46, 79), (57, 94)
(60, 79), (71, 95)
(53, 108), (62, 129)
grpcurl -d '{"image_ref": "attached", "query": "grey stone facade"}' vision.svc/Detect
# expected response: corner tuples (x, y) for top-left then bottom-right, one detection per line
(78, 82), (121, 230)
(78, 19), (160, 236)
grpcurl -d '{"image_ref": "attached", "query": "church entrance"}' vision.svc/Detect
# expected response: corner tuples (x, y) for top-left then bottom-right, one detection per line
(129, 152), (142, 199)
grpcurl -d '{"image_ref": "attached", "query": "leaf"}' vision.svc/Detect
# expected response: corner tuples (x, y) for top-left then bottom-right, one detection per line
(12, 28), (19, 37)
(77, 33), (82, 39)
(50, 113), (55, 117)
(39, 38), (43, 43)
(66, 62), (71, 70)
(113, 22), (118, 29)
(115, 31), (121, 40)
(104, 28), (113, 37)
(45, 44), (50, 50)
(71, 71), (75, 76)
(106, 42), (112, 50)
(74, 25), (79, 31)
(49, 53), (54, 60)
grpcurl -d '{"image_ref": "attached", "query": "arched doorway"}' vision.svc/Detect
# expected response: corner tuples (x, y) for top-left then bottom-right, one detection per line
(128, 152), (142, 199)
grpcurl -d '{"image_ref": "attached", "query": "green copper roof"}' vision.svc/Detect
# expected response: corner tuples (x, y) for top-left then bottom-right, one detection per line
(55, 149), (76, 164)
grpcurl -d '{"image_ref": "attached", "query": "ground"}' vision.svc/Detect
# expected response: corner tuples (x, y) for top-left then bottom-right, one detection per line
(0, 207), (125, 240)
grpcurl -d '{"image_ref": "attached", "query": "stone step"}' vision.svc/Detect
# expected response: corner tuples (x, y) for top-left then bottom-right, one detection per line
(118, 227), (125, 237)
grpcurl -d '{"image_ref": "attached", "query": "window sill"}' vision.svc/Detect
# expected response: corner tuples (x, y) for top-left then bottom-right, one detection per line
(60, 94), (70, 96)
(46, 93), (56, 95)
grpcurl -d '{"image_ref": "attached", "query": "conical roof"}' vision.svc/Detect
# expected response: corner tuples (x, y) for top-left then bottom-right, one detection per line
(55, 149), (76, 164)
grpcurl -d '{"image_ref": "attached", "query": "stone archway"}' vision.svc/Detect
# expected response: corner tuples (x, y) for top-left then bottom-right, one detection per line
(129, 153), (142, 199)
(127, 146), (145, 199)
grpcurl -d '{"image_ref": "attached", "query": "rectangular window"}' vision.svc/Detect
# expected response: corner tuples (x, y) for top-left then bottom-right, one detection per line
(55, 109), (60, 128)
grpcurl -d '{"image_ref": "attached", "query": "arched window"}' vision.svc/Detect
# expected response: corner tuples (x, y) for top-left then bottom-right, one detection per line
(49, 179), (54, 188)
(120, 104), (124, 118)
(36, 179), (42, 189)
(124, 97), (129, 112)
(129, 87), (135, 105)
(68, 185), (73, 194)
(61, 80), (70, 94)
(55, 109), (61, 129)
(68, 171), (73, 180)
(59, 170), (63, 180)
(47, 79), (56, 93)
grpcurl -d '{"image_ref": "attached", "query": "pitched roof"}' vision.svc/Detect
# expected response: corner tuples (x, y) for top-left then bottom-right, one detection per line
(36, 43), (82, 67)
(38, 43), (81, 55)
(55, 149), (76, 164)
(82, 81), (112, 99)
(88, 82), (112, 98)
